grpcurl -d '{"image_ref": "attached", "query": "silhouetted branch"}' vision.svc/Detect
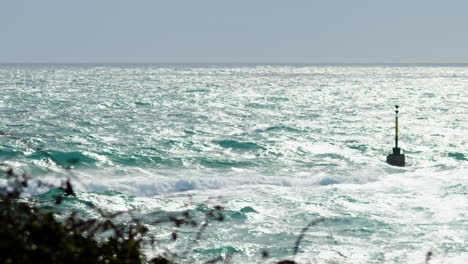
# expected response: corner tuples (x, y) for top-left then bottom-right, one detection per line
(293, 217), (326, 256)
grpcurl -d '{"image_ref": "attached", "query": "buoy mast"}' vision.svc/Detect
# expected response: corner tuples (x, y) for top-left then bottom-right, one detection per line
(395, 105), (399, 149)
(386, 105), (405, 166)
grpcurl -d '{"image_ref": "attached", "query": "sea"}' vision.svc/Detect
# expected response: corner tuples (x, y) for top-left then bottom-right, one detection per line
(0, 64), (467, 263)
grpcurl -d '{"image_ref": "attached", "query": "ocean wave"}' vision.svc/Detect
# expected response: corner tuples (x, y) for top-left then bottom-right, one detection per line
(254, 125), (301, 133)
(214, 140), (265, 151)
(6, 165), (392, 197)
(26, 150), (109, 168)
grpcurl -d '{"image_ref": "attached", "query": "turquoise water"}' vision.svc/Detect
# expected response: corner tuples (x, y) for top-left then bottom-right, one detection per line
(1, 64), (467, 263)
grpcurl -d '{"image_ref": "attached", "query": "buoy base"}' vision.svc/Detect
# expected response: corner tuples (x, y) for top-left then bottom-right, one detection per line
(386, 148), (405, 167)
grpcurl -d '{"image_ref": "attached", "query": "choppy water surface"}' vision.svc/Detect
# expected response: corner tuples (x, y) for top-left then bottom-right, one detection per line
(1, 64), (467, 263)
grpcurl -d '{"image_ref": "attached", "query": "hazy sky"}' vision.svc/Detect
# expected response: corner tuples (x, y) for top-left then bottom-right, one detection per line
(1, 0), (467, 63)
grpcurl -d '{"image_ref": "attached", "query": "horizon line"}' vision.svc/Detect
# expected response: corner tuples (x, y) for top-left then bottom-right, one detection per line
(1, 61), (468, 66)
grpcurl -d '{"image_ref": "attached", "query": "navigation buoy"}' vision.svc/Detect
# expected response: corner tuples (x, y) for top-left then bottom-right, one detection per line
(386, 105), (405, 166)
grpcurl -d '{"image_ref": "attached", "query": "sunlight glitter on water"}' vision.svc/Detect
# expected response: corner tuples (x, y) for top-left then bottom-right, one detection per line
(1, 64), (467, 263)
